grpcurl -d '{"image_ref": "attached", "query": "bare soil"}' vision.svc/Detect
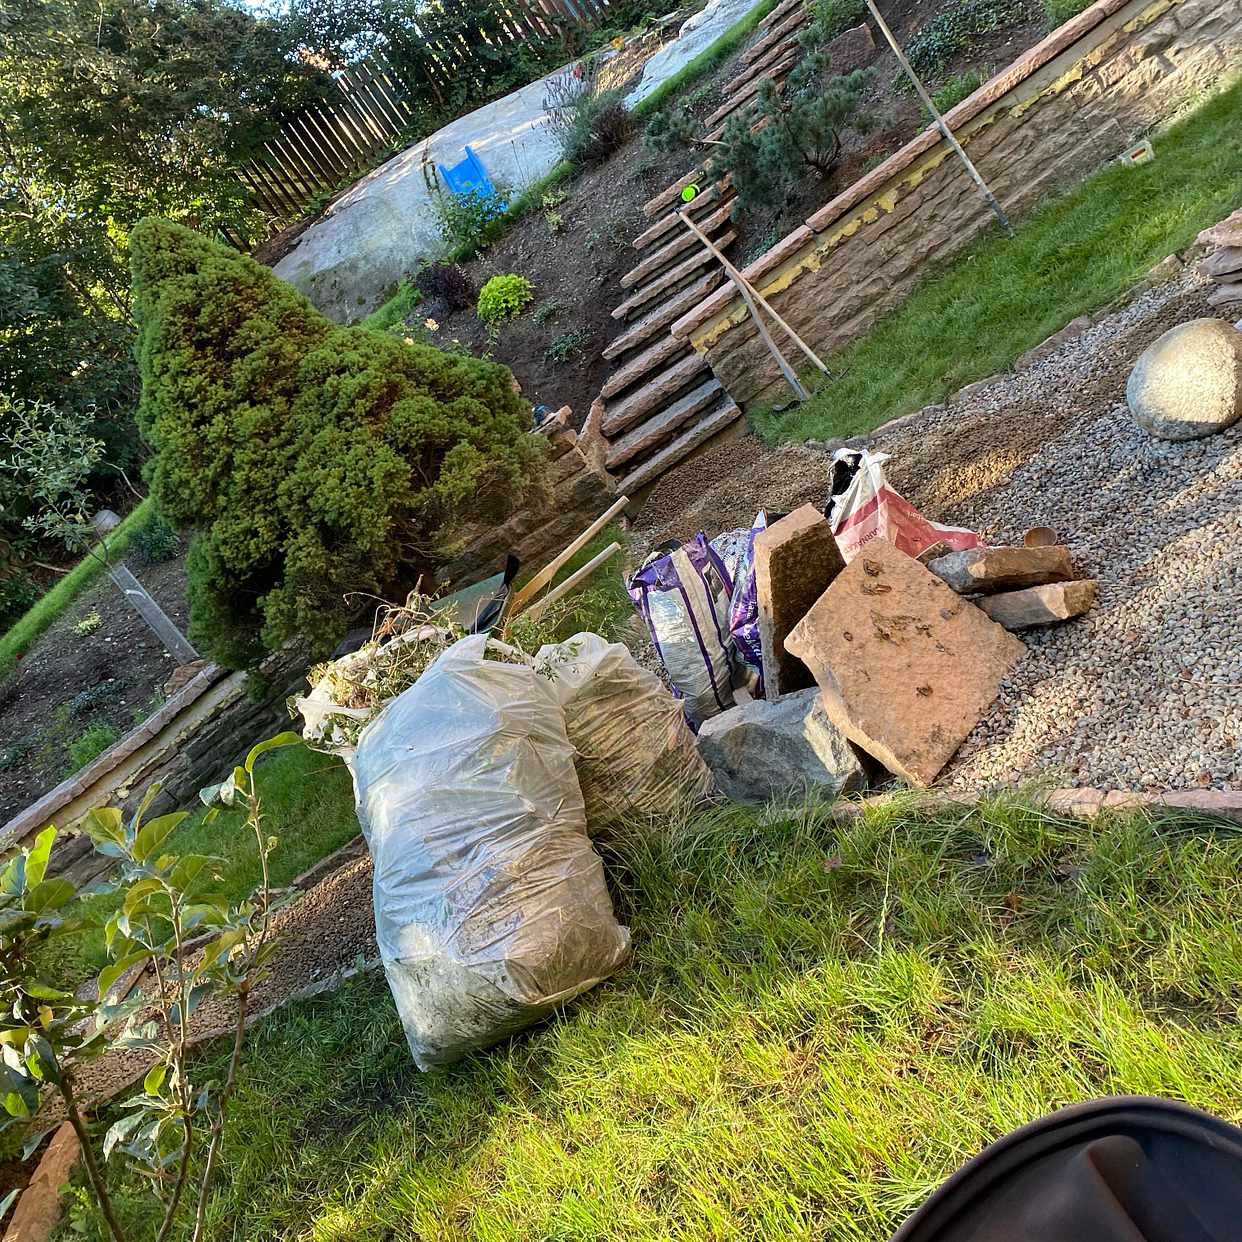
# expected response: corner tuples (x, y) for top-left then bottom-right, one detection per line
(421, 0), (1053, 424)
(0, 544), (191, 825)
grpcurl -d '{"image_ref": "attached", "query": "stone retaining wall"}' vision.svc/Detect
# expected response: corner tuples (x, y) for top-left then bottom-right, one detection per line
(0, 650), (306, 883)
(674, 0), (1242, 406)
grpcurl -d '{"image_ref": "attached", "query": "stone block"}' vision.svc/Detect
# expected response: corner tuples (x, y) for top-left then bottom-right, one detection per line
(1201, 246), (1242, 278)
(824, 22), (876, 74)
(695, 688), (868, 804)
(784, 540), (1025, 787)
(753, 504), (845, 699)
(4, 1122), (80, 1242)
(928, 545), (1075, 594)
(978, 580), (1098, 630)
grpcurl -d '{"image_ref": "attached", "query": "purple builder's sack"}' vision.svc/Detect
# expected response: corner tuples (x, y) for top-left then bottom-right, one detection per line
(628, 535), (734, 728)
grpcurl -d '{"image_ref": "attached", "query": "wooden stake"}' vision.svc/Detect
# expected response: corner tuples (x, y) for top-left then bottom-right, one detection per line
(678, 210), (830, 376)
(522, 543), (622, 624)
(505, 494), (630, 619)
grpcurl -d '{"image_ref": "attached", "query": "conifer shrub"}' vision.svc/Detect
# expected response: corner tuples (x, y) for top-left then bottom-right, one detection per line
(130, 219), (543, 668)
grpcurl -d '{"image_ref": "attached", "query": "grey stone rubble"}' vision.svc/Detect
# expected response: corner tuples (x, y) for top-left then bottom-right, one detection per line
(695, 687), (868, 804)
(875, 271), (1241, 793)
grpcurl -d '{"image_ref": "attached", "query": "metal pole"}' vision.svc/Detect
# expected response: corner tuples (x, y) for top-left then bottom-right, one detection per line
(107, 563), (200, 665)
(864, 0), (1014, 236)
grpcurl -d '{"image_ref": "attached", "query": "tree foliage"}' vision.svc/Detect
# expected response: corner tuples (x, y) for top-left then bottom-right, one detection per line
(0, 0), (333, 560)
(131, 219), (544, 667)
(0, 734), (300, 1242)
(647, 51), (871, 217)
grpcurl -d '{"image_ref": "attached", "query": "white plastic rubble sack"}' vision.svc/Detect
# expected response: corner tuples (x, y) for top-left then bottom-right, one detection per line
(827, 447), (982, 563)
(351, 634), (631, 1070)
(535, 632), (715, 839)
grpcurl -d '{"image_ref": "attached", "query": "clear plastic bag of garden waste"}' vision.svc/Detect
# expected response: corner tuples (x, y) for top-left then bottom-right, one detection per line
(351, 634), (631, 1070)
(535, 632), (714, 840)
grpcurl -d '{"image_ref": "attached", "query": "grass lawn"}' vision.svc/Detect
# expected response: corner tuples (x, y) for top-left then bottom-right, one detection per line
(40, 743), (358, 988)
(72, 795), (1242, 1240)
(753, 78), (1242, 445)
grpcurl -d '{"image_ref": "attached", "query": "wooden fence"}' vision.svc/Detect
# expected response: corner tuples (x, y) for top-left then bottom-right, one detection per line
(243, 0), (619, 227)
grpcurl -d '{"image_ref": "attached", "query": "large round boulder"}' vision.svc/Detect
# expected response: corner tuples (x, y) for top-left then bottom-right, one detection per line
(1126, 317), (1242, 441)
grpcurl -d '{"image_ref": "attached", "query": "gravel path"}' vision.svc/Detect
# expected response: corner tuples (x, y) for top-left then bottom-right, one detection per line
(634, 267), (1241, 794)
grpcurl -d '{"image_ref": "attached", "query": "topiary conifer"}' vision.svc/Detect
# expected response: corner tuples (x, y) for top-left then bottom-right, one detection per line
(130, 218), (543, 667)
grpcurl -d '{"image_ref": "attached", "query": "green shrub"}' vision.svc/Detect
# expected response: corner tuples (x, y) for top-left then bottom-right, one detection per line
(64, 720), (119, 773)
(0, 572), (38, 630)
(432, 188), (511, 258)
(72, 610), (102, 637)
(544, 329), (591, 364)
(131, 511), (181, 565)
(130, 219), (544, 668)
(477, 274), (535, 327)
(705, 52), (871, 216)
(544, 65), (634, 166)
(1043, 0), (1094, 24)
(905, 0), (1028, 78)
(800, 0), (867, 47)
(932, 70), (984, 114)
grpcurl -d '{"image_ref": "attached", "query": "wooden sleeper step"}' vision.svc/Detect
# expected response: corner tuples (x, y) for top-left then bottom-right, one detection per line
(616, 398), (744, 494)
(643, 169), (704, 220)
(705, 56), (797, 131)
(605, 377), (723, 469)
(620, 202), (734, 290)
(601, 271), (724, 361)
(612, 229), (737, 321)
(601, 352), (711, 437)
(600, 333), (690, 400)
(633, 183), (732, 252)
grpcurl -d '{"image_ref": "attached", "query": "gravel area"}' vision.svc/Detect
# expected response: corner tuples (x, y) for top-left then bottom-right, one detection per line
(631, 266), (1242, 794)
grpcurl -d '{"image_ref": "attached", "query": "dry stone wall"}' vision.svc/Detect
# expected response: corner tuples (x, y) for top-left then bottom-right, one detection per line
(674, 0), (1242, 406)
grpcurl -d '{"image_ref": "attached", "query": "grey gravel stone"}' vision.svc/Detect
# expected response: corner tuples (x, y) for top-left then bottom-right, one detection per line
(874, 271), (1242, 794)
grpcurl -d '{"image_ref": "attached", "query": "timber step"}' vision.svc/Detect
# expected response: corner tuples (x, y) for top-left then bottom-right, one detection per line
(705, 60), (796, 131)
(633, 183), (732, 252)
(601, 272), (724, 361)
(756, 0), (805, 33)
(613, 230), (737, 321)
(616, 398), (744, 496)
(732, 31), (802, 92)
(605, 378), (723, 470)
(643, 169), (703, 220)
(600, 333), (690, 400)
(744, 2), (808, 65)
(601, 352), (711, 437)
(620, 202), (734, 290)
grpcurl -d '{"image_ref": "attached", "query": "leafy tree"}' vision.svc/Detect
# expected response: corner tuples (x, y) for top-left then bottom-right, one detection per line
(0, 734), (299, 1242)
(131, 219), (545, 667)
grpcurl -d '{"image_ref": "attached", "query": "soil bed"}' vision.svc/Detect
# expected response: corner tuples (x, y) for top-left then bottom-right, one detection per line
(409, 0), (1052, 423)
(634, 269), (1242, 794)
(0, 544), (191, 824)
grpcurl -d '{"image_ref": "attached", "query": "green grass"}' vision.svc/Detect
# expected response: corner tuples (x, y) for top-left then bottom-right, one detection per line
(63, 722), (121, 776)
(753, 78), (1242, 444)
(40, 743), (358, 987)
(70, 795), (1242, 1240)
(360, 279), (421, 332)
(631, 0), (781, 121)
(0, 499), (154, 679)
(1044, 0), (1094, 25)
